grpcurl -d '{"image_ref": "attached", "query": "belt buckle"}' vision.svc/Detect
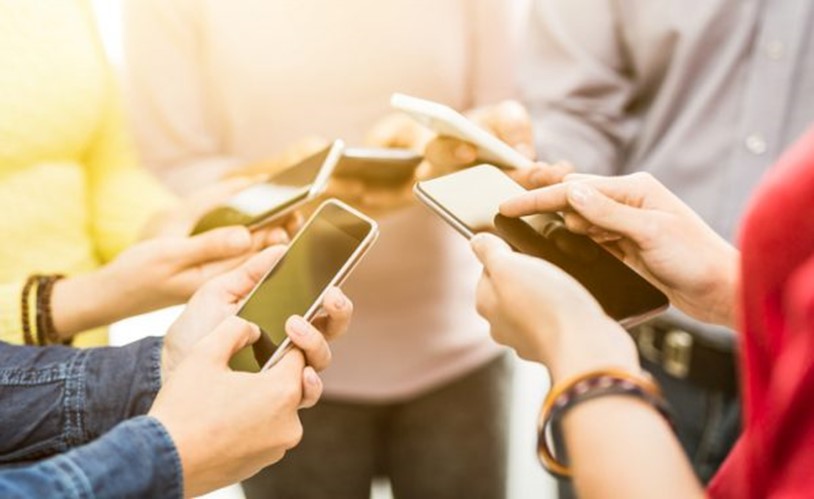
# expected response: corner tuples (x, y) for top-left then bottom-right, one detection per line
(662, 329), (693, 379)
(634, 324), (661, 364)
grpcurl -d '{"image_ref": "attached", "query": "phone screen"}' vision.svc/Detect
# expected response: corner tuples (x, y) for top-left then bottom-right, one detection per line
(416, 166), (668, 325)
(230, 202), (375, 372)
(190, 145), (335, 235)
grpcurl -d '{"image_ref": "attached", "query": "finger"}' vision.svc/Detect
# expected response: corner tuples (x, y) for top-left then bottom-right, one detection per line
(470, 233), (513, 271)
(176, 226), (254, 267)
(509, 161), (573, 190)
(474, 270), (500, 322)
(202, 245), (288, 302)
(424, 136), (477, 174)
(299, 367), (324, 409)
(264, 347), (307, 386)
(285, 316), (333, 372)
(312, 287), (353, 341)
(489, 101), (535, 157)
(565, 183), (658, 243)
(199, 316), (262, 365)
(562, 212), (593, 234)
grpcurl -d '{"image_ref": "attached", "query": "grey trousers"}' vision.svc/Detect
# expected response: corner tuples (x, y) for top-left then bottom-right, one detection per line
(243, 354), (512, 499)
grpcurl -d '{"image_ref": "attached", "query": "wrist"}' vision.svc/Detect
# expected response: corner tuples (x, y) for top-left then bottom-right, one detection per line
(50, 269), (125, 337)
(546, 317), (640, 383)
(709, 247), (740, 328)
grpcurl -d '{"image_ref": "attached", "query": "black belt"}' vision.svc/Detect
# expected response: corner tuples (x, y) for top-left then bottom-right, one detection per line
(628, 321), (739, 395)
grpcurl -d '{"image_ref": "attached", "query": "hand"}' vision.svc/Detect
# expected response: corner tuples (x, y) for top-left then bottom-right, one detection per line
(500, 172), (740, 327)
(471, 233), (638, 381)
(423, 101), (535, 177)
(51, 226), (281, 338)
(364, 113), (435, 151)
(149, 317), (320, 497)
(162, 245), (353, 377)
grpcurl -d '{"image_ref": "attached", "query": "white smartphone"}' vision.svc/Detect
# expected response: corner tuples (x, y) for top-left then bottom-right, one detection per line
(334, 147), (423, 186)
(190, 140), (345, 235)
(391, 93), (534, 170)
(229, 199), (379, 372)
(414, 165), (668, 328)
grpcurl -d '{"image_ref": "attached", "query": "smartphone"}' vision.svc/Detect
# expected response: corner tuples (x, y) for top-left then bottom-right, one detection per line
(391, 93), (534, 170)
(229, 199), (379, 372)
(334, 147), (423, 186)
(190, 140), (345, 235)
(414, 165), (668, 327)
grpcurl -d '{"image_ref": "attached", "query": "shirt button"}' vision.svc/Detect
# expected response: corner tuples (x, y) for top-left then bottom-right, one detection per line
(745, 134), (768, 155)
(766, 40), (785, 60)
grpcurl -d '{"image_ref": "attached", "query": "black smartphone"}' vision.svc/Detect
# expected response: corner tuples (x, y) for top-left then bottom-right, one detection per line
(333, 147), (423, 186)
(190, 140), (344, 235)
(414, 165), (668, 327)
(229, 199), (379, 372)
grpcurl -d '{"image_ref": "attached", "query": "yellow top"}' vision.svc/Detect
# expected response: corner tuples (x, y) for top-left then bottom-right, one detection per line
(0, 1), (174, 347)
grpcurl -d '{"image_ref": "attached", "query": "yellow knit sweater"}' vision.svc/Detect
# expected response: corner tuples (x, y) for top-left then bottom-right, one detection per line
(0, 1), (174, 347)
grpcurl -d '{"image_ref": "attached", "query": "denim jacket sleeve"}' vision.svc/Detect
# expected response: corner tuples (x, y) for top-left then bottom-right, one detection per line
(0, 337), (163, 463)
(0, 415), (183, 498)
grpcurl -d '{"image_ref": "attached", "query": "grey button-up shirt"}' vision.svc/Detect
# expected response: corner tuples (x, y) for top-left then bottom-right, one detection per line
(522, 0), (814, 343)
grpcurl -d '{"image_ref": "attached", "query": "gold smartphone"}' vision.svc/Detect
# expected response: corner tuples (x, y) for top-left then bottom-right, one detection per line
(190, 140), (345, 235)
(334, 147), (423, 186)
(230, 199), (379, 372)
(414, 165), (668, 328)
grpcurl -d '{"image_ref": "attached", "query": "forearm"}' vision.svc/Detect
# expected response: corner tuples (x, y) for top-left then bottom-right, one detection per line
(0, 338), (163, 463)
(0, 417), (183, 499)
(50, 271), (126, 338)
(563, 397), (704, 499)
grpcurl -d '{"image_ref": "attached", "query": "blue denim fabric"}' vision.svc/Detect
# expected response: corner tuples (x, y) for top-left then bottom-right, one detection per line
(0, 416), (183, 498)
(0, 338), (183, 497)
(0, 338), (163, 463)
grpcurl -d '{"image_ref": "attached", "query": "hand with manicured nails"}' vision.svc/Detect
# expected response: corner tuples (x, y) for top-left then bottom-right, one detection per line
(470, 233), (638, 381)
(163, 245), (353, 380)
(500, 172), (740, 328)
(149, 317), (317, 497)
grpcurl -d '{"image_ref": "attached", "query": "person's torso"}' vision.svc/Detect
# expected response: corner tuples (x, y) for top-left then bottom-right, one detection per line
(617, 0), (814, 241)
(194, 0), (511, 399)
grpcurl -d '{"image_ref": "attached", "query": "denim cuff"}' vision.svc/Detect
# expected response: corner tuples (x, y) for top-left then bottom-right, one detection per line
(0, 416), (184, 498)
(0, 337), (165, 463)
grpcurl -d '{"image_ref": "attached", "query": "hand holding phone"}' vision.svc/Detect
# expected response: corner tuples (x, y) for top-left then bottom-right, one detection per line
(414, 165), (668, 327)
(229, 199), (378, 372)
(391, 93), (534, 170)
(190, 141), (345, 235)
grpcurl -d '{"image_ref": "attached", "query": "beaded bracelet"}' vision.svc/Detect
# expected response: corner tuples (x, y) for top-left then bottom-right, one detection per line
(20, 276), (39, 345)
(35, 274), (67, 345)
(536, 368), (671, 479)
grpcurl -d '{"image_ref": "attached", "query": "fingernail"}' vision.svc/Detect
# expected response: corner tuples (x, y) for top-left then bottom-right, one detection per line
(305, 370), (321, 387)
(227, 229), (252, 250)
(288, 316), (312, 338)
(568, 184), (594, 207)
(332, 293), (347, 310)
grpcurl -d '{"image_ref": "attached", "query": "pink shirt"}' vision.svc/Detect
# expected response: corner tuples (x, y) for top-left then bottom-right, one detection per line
(125, 0), (520, 400)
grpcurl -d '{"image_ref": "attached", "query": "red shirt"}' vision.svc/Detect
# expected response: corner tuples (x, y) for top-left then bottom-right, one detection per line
(709, 127), (814, 498)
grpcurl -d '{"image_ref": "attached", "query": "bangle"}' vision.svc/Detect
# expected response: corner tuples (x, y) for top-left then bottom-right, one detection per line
(20, 276), (39, 345)
(34, 274), (67, 345)
(537, 368), (671, 479)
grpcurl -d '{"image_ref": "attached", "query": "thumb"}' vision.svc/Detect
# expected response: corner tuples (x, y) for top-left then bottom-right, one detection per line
(199, 316), (262, 365)
(470, 233), (513, 272)
(177, 226), (253, 267)
(566, 183), (650, 240)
